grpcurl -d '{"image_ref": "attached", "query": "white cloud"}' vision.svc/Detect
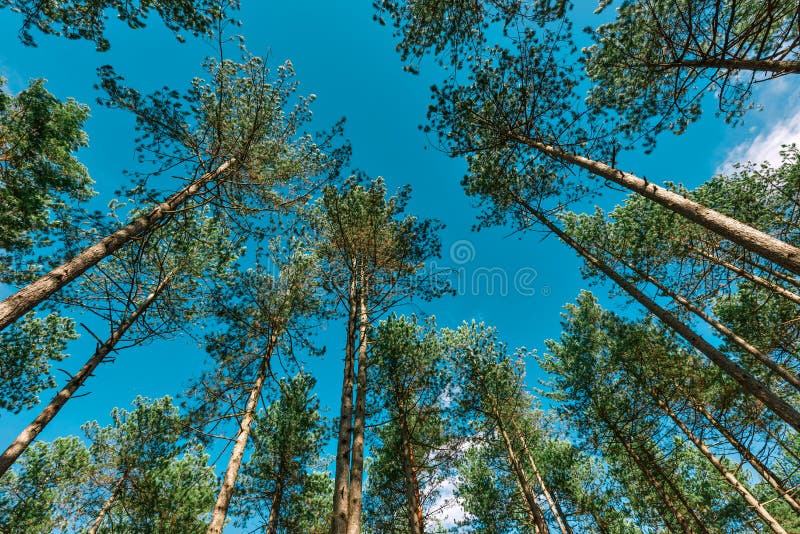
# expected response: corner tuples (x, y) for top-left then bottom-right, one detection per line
(429, 476), (467, 530)
(717, 84), (800, 173)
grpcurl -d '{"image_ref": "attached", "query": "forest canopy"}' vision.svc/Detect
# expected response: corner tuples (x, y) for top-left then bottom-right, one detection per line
(1, 0), (799, 532)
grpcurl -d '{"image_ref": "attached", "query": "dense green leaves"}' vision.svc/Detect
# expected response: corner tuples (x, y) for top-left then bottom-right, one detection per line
(0, 397), (215, 533)
(0, 311), (77, 413)
(0, 78), (93, 268)
(1, 0), (239, 51)
(233, 373), (331, 533)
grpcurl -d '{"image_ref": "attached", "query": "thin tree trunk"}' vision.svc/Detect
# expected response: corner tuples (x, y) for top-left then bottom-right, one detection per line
(399, 409), (425, 534)
(266, 479), (284, 534)
(346, 283), (369, 534)
(603, 245), (800, 392)
(206, 333), (278, 534)
(496, 418), (550, 533)
(87, 471), (127, 534)
(733, 250), (800, 289)
(602, 414), (696, 534)
(654, 58), (800, 74)
(481, 391), (549, 533)
(655, 398), (788, 534)
(518, 201), (800, 433)
(686, 243), (800, 305)
(680, 388), (800, 515)
(510, 135), (800, 274)
(0, 270), (176, 477)
(331, 274), (358, 534)
(510, 420), (573, 534)
(0, 159), (234, 332)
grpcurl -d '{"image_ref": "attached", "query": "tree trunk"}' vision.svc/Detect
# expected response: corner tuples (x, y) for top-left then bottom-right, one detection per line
(496, 420), (550, 533)
(602, 414), (696, 534)
(685, 242), (800, 305)
(511, 135), (800, 275)
(87, 471), (127, 534)
(655, 397), (788, 534)
(331, 274), (358, 534)
(399, 409), (425, 534)
(519, 201), (800, 433)
(655, 58), (800, 74)
(0, 159), (234, 332)
(603, 245), (800, 392)
(681, 389), (800, 515)
(266, 479), (284, 534)
(346, 283), (369, 534)
(206, 333), (277, 534)
(0, 270), (175, 477)
(510, 420), (573, 534)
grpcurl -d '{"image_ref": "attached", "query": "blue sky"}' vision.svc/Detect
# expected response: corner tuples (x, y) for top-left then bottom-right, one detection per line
(2, 0), (799, 530)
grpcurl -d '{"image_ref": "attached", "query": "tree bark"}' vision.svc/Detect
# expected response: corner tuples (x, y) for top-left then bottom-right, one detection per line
(481, 392), (550, 534)
(87, 471), (127, 534)
(496, 419), (550, 533)
(510, 135), (800, 275)
(0, 159), (234, 332)
(206, 333), (278, 534)
(510, 420), (573, 534)
(519, 201), (800, 433)
(0, 270), (175, 477)
(346, 283), (369, 534)
(655, 397), (787, 534)
(331, 274), (358, 534)
(399, 408), (425, 534)
(266, 478), (284, 534)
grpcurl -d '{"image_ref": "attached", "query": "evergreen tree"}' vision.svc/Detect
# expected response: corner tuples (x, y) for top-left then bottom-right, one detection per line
(232, 372), (331, 534)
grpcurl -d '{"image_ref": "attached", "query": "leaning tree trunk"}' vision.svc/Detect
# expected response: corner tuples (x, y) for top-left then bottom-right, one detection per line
(0, 270), (176, 477)
(679, 386), (800, 515)
(510, 420), (573, 534)
(654, 397), (788, 534)
(602, 244), (800, 392)
(331, 273), (358, 534)
(206, 333), (278, 534)
(486, 396), (549, 534)
(87, 471), (128, 534)
(0, 159), (234, 332)
(602, 413), (697, 534)
(511, 135), (800, 275)
(346, 283), (369, 534)
(517, 200), (800, 433)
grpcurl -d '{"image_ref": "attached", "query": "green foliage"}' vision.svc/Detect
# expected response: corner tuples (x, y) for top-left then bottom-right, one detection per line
(542, 292), (764, 532)
(454, 442), (527, 533)
(1, 0), (239, 51)
(0, 397), (215, 533)
(0, 78), (93, 269)
(0, 436), (90, 533)
(233, 373), (331, 533)
(313, 177), (447, 306)
(586, 0), (800, 145)
(0, 311), (77, 413)
(364, 315), (452, 532)
(80, 396), (216, 533)
(96, 55), (342, 223)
